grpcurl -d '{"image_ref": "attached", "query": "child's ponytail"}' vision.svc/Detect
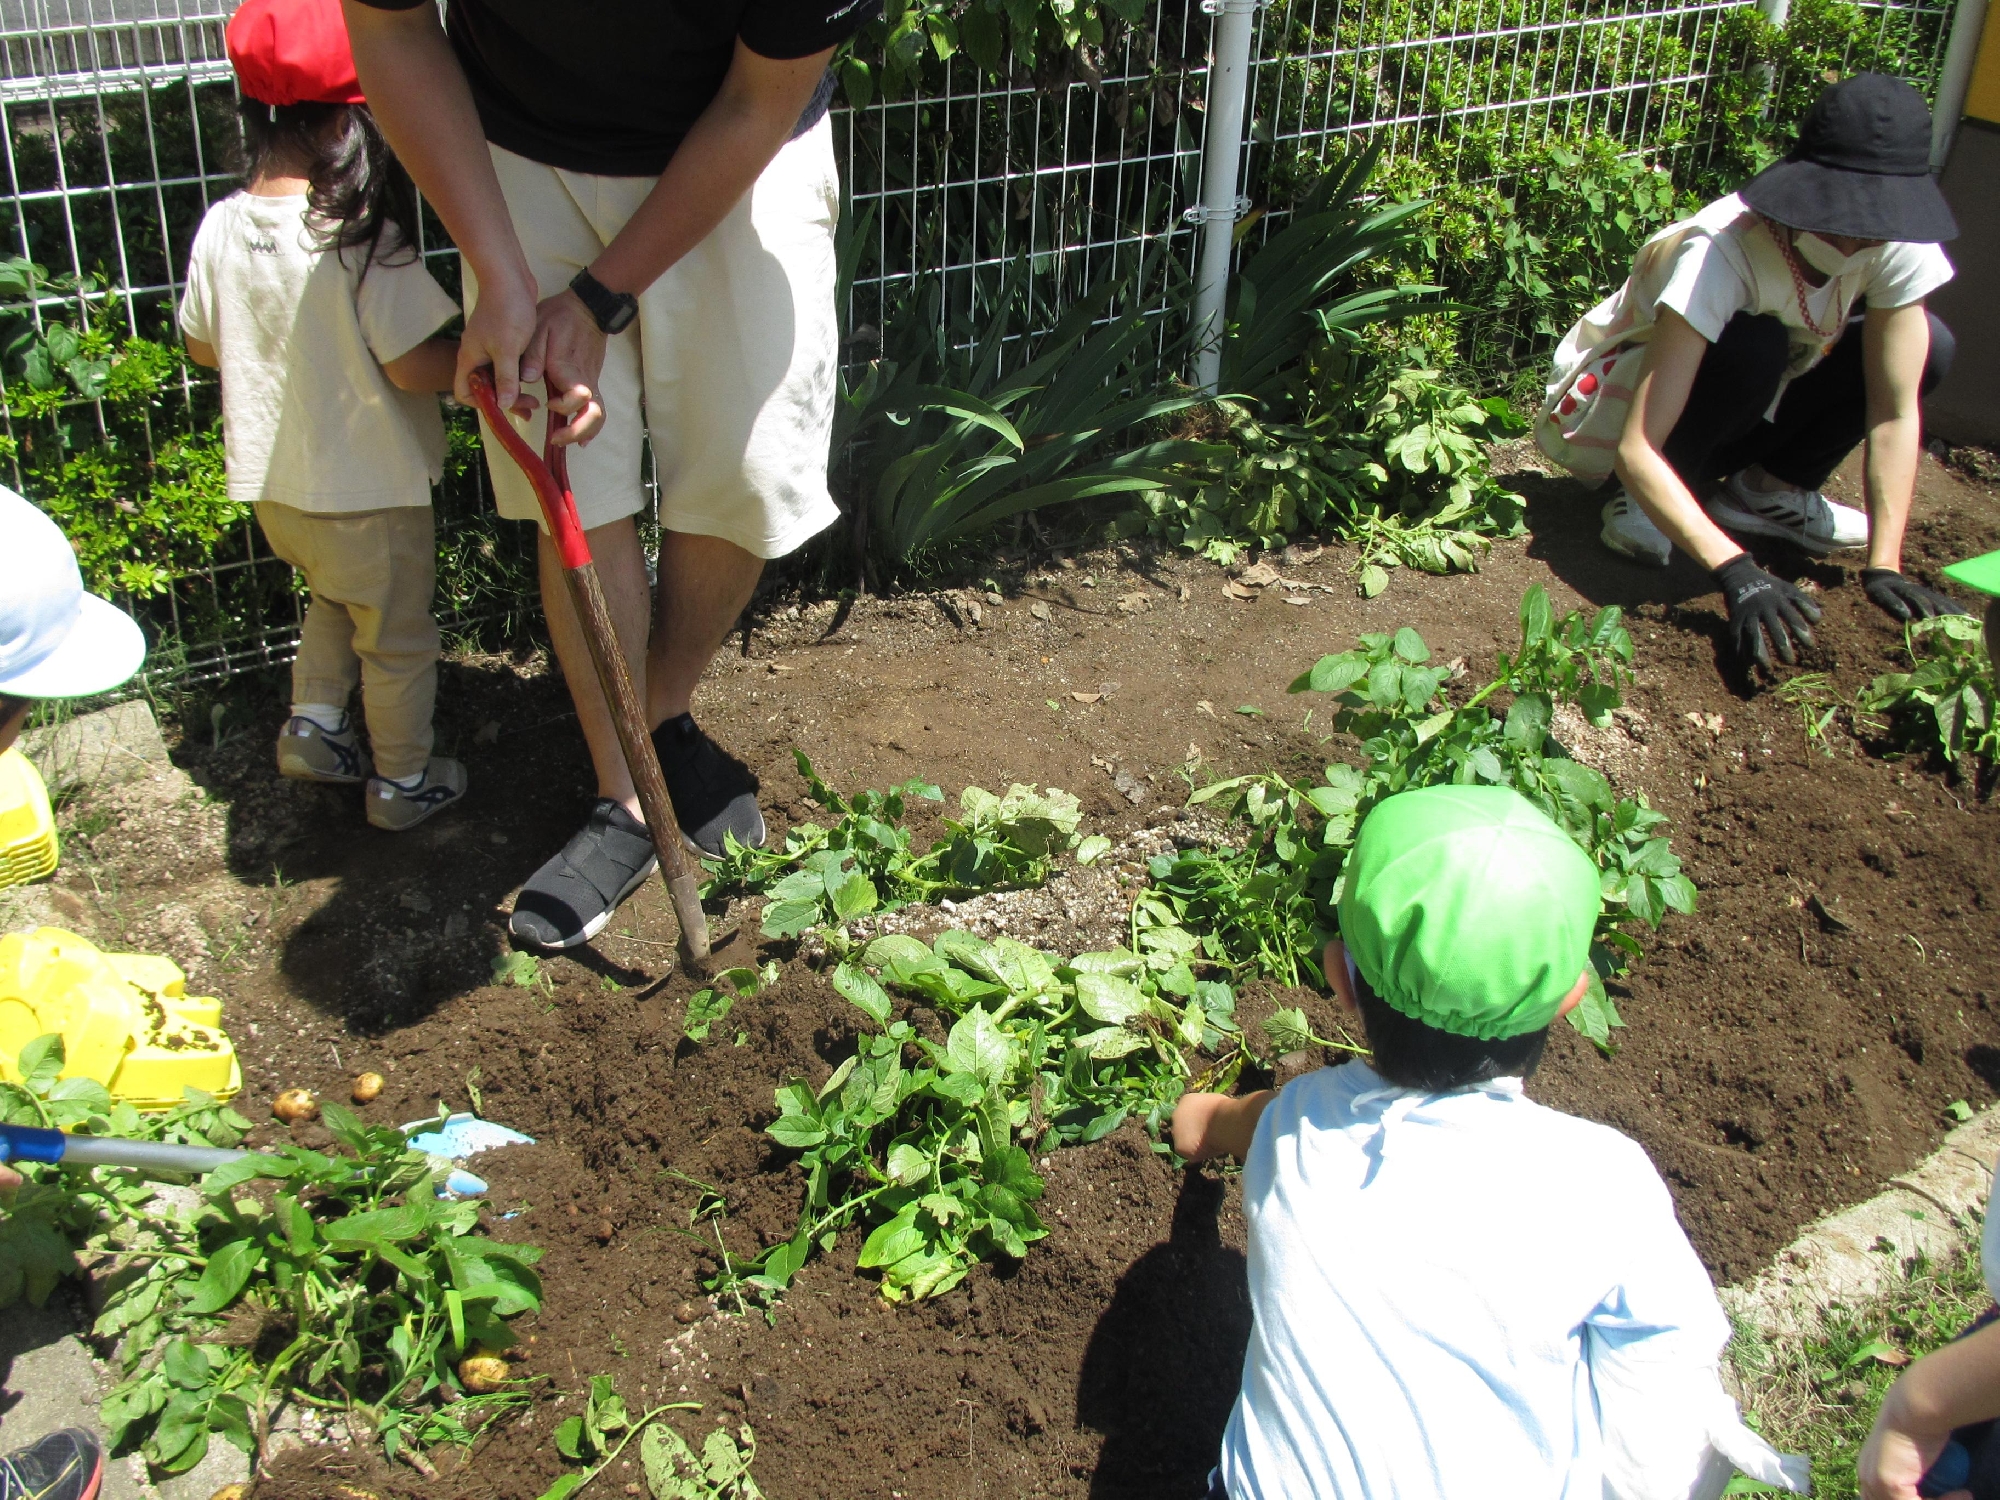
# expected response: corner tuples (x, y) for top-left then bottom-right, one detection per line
(236, 98), (421, 273)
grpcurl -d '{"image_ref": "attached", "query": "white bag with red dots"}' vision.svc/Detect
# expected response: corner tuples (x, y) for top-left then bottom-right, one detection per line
(1534, 219), (1703, 482)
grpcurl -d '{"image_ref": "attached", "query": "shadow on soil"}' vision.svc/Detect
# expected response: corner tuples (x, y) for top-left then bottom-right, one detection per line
(1079, 1169), (1251, 1499)
(1518, 475), (1851, 700)
(173, 654), (600, 1032)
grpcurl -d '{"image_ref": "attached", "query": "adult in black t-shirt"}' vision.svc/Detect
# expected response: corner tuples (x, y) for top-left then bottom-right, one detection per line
(343, 0), (876, 951)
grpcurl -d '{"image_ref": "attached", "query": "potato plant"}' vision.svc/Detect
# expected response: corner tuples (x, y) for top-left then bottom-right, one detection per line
(724, 924), (1244, 1306)
(1857, 615), (1996, 773)
(1146, 585), (1693, 1049)
(703, 751), (1108, 940)
(82, 1102), (544, 1473)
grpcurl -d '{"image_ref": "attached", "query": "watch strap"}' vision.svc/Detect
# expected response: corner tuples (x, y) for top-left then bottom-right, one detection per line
(569, 267), (638, 335)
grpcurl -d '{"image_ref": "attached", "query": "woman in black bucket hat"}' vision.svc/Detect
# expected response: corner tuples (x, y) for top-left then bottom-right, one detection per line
(1535, 72), (1967, 673)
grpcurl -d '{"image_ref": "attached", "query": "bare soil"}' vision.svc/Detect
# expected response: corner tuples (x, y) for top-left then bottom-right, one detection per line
(23, 451), (2000, 1500)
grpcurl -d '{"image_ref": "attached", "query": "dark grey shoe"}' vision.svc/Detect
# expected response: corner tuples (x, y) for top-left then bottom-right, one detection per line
(0, 1428), (102, 1500)
(651, 714), (766, 857)
(508, 799), (659, 950)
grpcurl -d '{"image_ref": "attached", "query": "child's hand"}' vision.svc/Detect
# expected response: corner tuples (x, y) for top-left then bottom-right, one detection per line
(1172, 1089), (1276, 1164)
(1172, 1092), (1229, 1162)
(1860, 1372), (1971, 1500)
(1856, 1414), (1955, 1500)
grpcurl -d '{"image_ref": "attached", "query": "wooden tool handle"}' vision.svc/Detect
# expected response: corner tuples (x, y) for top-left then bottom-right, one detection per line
(466, 369), (711, 967)
(562, 561), (710, 961)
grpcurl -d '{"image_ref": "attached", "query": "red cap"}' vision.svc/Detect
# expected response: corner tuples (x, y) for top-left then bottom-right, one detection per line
(226, 0), (365, 108)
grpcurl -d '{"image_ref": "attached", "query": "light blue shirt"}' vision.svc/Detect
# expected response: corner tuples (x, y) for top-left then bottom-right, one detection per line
(1219, 1060), (1731, 1500)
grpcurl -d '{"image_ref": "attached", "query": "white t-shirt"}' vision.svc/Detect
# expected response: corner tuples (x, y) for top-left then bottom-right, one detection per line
(1218, 1060), (1802, 1500)
(179, 192), (458, 512)
(1536, 193), (1954, 480)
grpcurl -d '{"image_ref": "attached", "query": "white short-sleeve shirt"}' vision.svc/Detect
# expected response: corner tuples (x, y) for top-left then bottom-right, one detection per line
(179, 191), (458, 512)
(1218, 1060), (1750, 1500)
(1536, 193), (1954, 480)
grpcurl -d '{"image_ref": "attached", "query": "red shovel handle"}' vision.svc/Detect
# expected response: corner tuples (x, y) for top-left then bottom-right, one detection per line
(465, 368), (592, 570)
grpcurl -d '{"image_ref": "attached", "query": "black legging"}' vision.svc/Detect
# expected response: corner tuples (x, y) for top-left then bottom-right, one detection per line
(1661, 308), (1954, 492)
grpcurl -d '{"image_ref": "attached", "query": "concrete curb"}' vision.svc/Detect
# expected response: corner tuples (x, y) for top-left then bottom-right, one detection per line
(1724, 1106), (2000, 1339)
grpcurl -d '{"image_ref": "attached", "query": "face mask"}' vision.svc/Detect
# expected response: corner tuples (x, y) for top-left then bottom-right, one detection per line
(1795, 231), (1875, 278)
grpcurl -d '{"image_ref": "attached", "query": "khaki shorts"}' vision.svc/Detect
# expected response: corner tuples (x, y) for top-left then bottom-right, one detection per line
(467, 119), (843, 560)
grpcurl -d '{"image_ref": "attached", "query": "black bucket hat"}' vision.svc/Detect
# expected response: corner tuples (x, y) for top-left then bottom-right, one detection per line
(1739, 72), (1958, 243)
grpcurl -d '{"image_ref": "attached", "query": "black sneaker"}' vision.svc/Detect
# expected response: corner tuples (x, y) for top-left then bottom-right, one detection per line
(0, 1428), (102, 1500)
(652, 714), (766, 857)
(508, 799), (659, 950)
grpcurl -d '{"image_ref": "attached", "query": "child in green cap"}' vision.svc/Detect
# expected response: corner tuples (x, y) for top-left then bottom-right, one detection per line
(1173, 783), (1807, 1500)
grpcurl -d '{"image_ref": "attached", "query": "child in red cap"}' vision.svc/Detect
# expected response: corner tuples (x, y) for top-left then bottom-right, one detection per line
(181, 0), (466, 830)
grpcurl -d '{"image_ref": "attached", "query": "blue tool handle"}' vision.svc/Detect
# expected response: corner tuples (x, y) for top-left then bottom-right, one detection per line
(0, 1123), (67, 1163)
(0, 1123), (245, 1175)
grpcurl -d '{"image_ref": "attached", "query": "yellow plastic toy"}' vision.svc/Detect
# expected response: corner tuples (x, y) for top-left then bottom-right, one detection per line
(0, 748), (58, 890)
(0, 927), (241, 1109)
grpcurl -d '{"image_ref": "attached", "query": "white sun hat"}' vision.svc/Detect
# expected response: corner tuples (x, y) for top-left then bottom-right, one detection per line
(0, 486), (147, 698)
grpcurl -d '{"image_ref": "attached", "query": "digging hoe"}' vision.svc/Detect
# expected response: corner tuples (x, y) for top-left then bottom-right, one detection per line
(467, 367), (711, 971)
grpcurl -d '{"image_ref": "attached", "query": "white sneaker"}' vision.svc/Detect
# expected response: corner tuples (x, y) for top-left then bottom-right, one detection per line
(1706, 471), (1868, 554)
(1600, 492), (1672, 567)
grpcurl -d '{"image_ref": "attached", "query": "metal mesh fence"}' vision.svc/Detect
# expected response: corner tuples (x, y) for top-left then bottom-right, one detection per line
(0, 0), (1963, 685)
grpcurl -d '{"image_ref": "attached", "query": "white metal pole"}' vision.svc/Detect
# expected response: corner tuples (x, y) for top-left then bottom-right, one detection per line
(1931, 0), (1989, 170)
(1190, 0), (1260, 395)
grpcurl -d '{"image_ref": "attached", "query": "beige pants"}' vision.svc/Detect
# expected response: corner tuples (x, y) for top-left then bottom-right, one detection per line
(257, 502), (440, 780)
(466, 118), (844, 558)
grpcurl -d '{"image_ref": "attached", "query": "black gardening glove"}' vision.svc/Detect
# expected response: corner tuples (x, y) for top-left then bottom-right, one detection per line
(1714, 554), (1822, 670)
(1861, 567), (1968, 623)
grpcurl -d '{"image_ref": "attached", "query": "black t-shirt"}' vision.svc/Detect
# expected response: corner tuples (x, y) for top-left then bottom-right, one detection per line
(349, 0), (878, 176)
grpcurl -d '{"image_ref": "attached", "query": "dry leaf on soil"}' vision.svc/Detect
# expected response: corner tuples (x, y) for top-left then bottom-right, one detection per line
(1237, 559), (1282, 588)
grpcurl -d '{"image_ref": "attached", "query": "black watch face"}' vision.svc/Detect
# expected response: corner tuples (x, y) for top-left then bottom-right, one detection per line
(603, 297), (638, 334)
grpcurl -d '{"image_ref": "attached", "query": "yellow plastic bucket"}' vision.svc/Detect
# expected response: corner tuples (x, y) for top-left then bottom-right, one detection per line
(0, 748), (57, 890)
(0, 927), (241, 1109)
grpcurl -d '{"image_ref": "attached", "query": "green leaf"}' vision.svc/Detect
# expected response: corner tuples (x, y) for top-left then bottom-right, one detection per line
(553, 1414), (585, 1461)
(1074, 972), (1147, 1025)
(909, 385), (1025, 449)
(1503, 692), (1552, 750)
(162, 1338), (213, 1389)
(1292, 652), (1370, 695)
(1577, 681), (1621, 727)
(322, 1204), (430, 1250)
(16, 1033), (63, 1094)
(1520, 583), (1555, 647)
(858, 1203), (927, 1270)
(1074, 834), (1112, 865)
(886, 1142), (932, 1186)
(1073, 1027), (1148, 1059)
(864, 934), (943, 978)
(828, 870), (879, 921)
(934, 930), (1003, 981)
(766, 1115), (828, 1150)
(186, 1236), (262, 1314)
(1566, 972), (1625, 1054)
(832, 963), (893, 1025)
(944, 1010), (1015, 1088)
(760, 898), (824, 940)
(641, 1420), (704, 1499)
(1391, 627), (1430, 664)
(683, 988), (735, 1044)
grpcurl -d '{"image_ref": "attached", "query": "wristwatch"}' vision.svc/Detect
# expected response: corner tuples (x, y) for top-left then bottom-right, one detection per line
(568, 267), (638, 335)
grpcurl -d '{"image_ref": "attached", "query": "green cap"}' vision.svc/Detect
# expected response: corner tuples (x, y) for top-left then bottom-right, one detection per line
(1337, 785), (1603, 1041)
(1942, 550), (2000, 598)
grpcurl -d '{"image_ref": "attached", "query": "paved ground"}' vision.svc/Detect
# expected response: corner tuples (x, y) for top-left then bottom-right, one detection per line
(0, 1290), (247, 1500)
